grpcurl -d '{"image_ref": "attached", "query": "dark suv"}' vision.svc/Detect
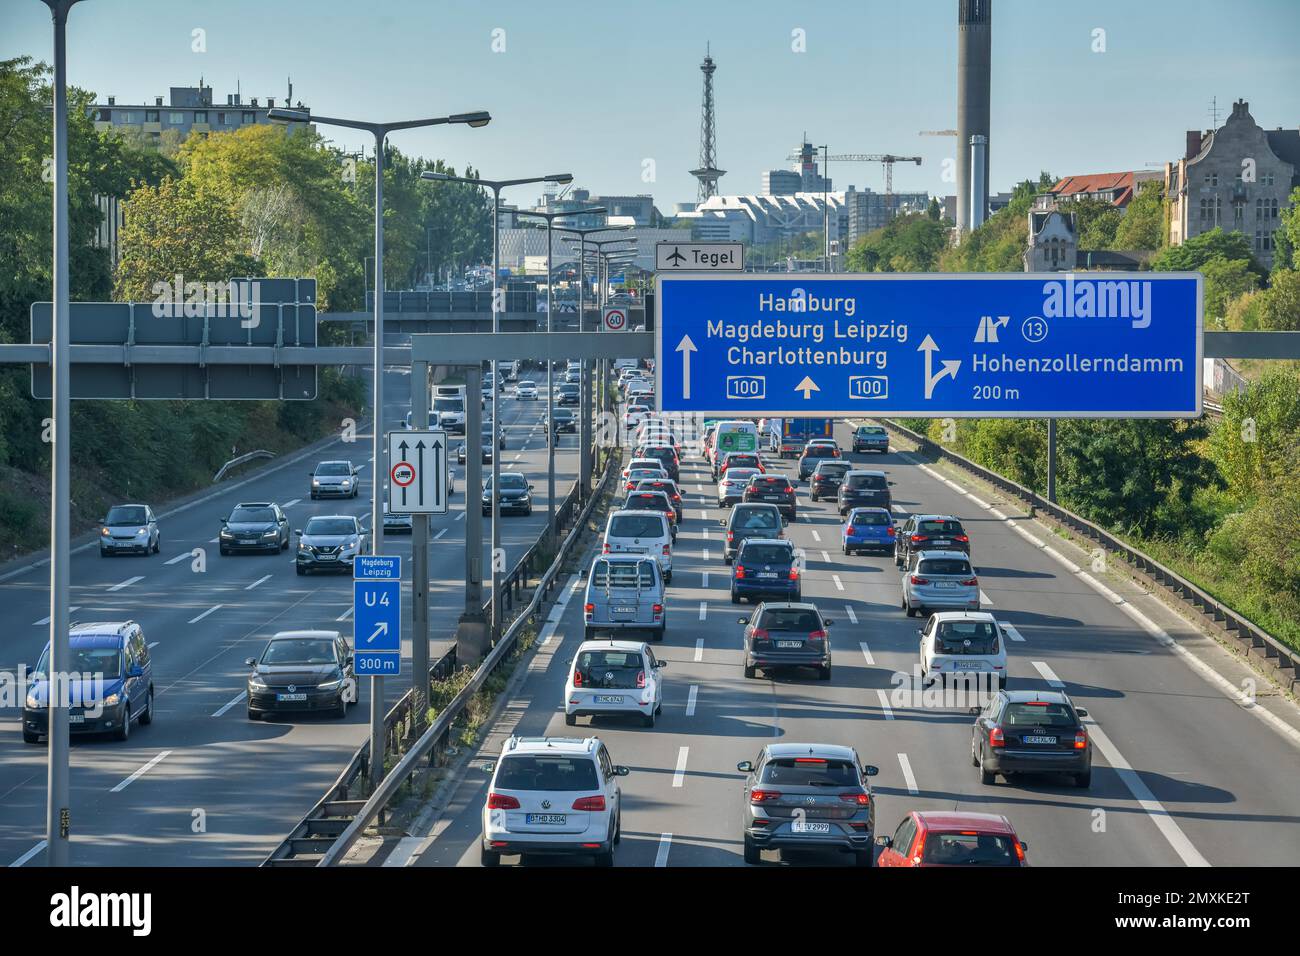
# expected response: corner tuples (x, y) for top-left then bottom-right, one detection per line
(739, 601), (834, 680)
(220, 502), (290, 555)
(742, 474), (797, 519)
(808, 460), (851, 501)
(732, 538), (801, 603)
(894, 514), (970, 567)
(798, 441), (841, 481)
(970, 689), (1092, 789)
(722, 502), (784, 563)
(638, 444), (680, 482)
(837, 470), (893, 516)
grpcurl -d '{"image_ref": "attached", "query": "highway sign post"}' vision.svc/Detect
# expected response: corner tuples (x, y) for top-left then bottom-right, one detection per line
(354, 555), (401, 676)
(656, 241), (744, 272)
(655, 273), (1202, 417)
(386, 429), (449, 514)
(602, 306), (628, 332)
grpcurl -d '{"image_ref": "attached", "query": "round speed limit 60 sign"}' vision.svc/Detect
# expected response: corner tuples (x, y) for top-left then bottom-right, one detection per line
(602, 308), (627, 332)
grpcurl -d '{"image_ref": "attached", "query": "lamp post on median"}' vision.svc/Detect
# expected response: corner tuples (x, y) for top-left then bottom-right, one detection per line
(422, 170), (574, 645)
(564, 234), (636, 426)
(270, 105), (490, 781)
(516, 206), (607, 550)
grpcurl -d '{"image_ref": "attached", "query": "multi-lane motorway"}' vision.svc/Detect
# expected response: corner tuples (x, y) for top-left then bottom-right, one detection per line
(407, 419), (1300, 867)
(0, 359), (574, 866)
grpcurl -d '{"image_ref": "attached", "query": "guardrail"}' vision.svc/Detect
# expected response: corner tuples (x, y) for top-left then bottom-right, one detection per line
(212, 449), (275, 483)
(878, 419), (1299, 695)
(262, 457), (613, 867)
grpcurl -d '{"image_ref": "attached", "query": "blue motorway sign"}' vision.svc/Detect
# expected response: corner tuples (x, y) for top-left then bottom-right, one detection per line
(654, 273), (1202, 418)
(354, 556), (401, 676)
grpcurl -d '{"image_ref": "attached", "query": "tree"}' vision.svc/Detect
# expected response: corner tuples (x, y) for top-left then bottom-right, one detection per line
(1258, 268), (1300, 331)
(939, 178), (1041, 273)
(1273, 185), (1300, 271)
(1207, 366), (1300, 503)
(1201, 257), (1259, 327)
(1151, 227), (1264, 277)
(844, 214), (949, 273)
(926, 197), (942, 222)
(1114, 180), (1166, 251)
(963, 419), (1048, 491)
(1061, 197), (1122, 249)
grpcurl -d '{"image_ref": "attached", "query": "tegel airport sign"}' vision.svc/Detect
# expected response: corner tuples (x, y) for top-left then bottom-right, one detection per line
(656, 241), (744, 272)
(655, 273), (1202, 418)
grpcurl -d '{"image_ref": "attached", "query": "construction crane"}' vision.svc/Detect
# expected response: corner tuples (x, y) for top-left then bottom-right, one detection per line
(788, 150), (924, 219)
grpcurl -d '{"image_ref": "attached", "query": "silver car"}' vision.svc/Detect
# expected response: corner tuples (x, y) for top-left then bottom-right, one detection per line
(295, 514), (370, 575)
(310, 460), (360, 499)
(98, 504), (160, 556)
(901, 549), (981, 617)
(583, 555), (666, 641)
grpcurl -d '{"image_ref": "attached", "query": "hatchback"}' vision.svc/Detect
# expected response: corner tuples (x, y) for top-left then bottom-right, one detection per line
(901, 550), (981, 616)
(245, 630), (355, 720)
(310, 460), (360, 499)
(740, 602), (834, 679)
(637, 444), (679, 481)
(731, 539), (802, 603)
(895, 514), (971, 567)
(919, 611), (1007, 688)
(808, 460), (851, 502)
(876, 811), (1027, 867)
(98, 503), (160, 556)
(837, 469), (893, 515)
(603, 510), (673, 583)
(583, 555), (666, 641)
(717, 467), (760, 507)
(970, 690), (1092, 788)
(742, 474), (797, 519)
(715, 451), (764, 481)
(480, 736), (629, 867)
(722, 502), (785, 563)
(737, 743), (878, 866)
(841, 507), (895, 555)
(482, 472), (533, 516)
(621, 490), (679, 539)
(515, 381), (538, 399)
(634, 478), (684, 523)
(564, 640), (666, 727)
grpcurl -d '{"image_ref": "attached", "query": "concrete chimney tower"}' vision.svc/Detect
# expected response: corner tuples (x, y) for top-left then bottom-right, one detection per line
(956, 0), (991, 234)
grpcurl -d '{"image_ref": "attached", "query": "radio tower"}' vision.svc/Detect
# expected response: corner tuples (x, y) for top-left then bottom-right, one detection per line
(691, 45), (725, 203)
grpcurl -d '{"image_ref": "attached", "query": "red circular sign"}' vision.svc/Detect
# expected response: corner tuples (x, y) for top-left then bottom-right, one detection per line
(390, 461), (416, 487)
(604, 308), (626, 331)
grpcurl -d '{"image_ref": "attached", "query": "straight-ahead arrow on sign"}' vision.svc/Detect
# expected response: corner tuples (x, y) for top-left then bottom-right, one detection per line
(676, 334), (697, 399)
(795, 376), (820, 400)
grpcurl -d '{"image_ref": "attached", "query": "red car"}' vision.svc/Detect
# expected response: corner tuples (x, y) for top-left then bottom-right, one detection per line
(875, 811), (1027, 867)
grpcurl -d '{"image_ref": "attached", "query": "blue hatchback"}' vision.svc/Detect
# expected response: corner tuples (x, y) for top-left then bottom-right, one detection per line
(841, 507), (896, 555)
(731, 539), (802, 604)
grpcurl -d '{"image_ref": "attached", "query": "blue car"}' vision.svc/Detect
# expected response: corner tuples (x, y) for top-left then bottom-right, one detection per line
(22, 621), (155, 743)
(731, 539), (802, 604)
(842, 507), (896, 556)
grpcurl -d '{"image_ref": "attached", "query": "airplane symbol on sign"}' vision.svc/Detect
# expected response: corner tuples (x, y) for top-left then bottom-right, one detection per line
(665, 247), (686, 266)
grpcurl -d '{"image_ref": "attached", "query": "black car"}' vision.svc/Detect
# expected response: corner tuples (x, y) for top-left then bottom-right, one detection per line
(837, 469), (893, 516)
(634, 478), (684, 523)
(219, 502), (290, 555)
(638, 444), (680, 482)
(894, 514), (970, 567)
(731, 539), (801, 603)
(798, 442), (842, 480)
(246, 630), (355, 720)
(808, 460), (851, 501)
(970, 689), (1092, 788)
(740, 601), (833, 679)
(742, 474), (797, 519)
(547, 408), (578, 437)
(483, 472), (533, 516)
(722, 502), (784, 563)
(621, 489), (678, 538)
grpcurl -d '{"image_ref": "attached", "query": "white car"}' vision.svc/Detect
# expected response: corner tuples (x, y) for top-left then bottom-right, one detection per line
(623, 404), (651, 430)
(622, 458), (668, 482)
(919, 611), (1008, 688)
(564, 640), (665, 727)
(515, 380), (538, 400)
(717, 467), (760, 506)
(602, 510), (672, 583)
(480, 735), (628, 868)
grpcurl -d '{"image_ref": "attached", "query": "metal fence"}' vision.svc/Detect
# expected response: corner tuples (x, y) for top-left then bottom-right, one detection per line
(879, 419), (1299, 695)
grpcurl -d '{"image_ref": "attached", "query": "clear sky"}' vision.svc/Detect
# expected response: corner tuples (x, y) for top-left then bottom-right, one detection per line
(4, 0), (1299, 209)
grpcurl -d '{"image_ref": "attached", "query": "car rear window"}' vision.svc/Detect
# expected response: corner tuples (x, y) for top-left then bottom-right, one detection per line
(846, 474), (888, 490)
(935, 621), (999, 654)
(921, 832), (1018, 866)
(733, 508), (780, 530)
(849, 510), (891, 526)
(106, 506), (147, 524)
(857, 426), (886, 436)
(739, 543), (794, 564)
(803, 446), (836, 457)
(724, 468), (759, 484)
(495, 755), (600, 792)
(756, 608), (822, 631)
(591, 560), (656, 589)
(575, 650), (647, 689)
(1003, 703), (1077, 728)
(750, 475), (792, 489)
(917, 558), (972, 576)
(918, 519), (964, 534)
(609, 514), (667, 539)
(814, 462), (850, 477)
(624, 493), (671, 511)
(760, 758), (858, 786)
(726, 455), (759, 468)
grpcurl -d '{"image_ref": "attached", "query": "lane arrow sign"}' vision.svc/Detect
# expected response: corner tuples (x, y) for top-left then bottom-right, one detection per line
(676, 334), (697, 400)
(397, 439), (410, 506)
(367, 621), (388, 644)
(794, 376), (820, 399)
(415, 439), (426, 506)
(431, 437), (443, 506)
(918, 334), (961, 400)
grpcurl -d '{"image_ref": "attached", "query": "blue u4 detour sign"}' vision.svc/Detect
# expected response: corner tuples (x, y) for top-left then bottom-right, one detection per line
(654, 273), (1202, 418)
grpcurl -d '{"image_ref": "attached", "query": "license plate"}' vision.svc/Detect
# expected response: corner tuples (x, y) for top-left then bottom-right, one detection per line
(613, 607), (636, 614)
(68, 714), (85, 724)
(318, 553), (337, 560)
(954, 661), (984, 669)
(762, 495), (779, 501)
(594, 695), (624, 704)
(776, 640), (803, 649)
(1023, 735), (1057, 745)
(935, 581), (957, 588)
(931, 540), (951, 547)
(757, 572), (778, 579)
(277, 693), (307, 702)
(794, 821), (831, 834)
(526, 813), (567, 825)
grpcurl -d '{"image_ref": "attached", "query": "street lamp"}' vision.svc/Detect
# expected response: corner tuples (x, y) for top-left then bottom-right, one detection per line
(269, 104), (490, 784)
(421, 170), (573, 643)
(515, 206), (606, 548)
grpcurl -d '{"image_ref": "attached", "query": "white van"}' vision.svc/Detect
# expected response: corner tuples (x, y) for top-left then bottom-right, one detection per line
(432, 394), (467, 434)
(711, 420), (760, 464)
(602, 510), (672, 584)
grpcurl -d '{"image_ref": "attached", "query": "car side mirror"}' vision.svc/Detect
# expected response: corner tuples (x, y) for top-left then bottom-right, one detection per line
(737, 616), (748, 625)
(219, 518), (228, 525)
(481, 762), (495, 775)
(875, 835), (892, 847)
(862, 765), (879, 777)
(529, 484), (535, 490)
(654, 660), (667, 669)
(718, 519), (726, 527)
(294, 529), (302, 536)
(968, 706), (982, 716)
(615, 766), (631, 776)
(824, 619), (835, 627)
(1018, 840), (1028, 852)
(127, 664), (144, 678)
(736, 761), (754, 773)
(244, 657), (257, 667)
(1076, 708), (1089, 718)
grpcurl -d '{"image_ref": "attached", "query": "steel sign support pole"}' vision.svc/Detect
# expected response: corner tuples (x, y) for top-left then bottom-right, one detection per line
(410, 360), (429, 728)
(489, 184), (503, 643)
(545, 219), (556, 545)
(578, 232), (591, 500)
(368, 127), (386, 786)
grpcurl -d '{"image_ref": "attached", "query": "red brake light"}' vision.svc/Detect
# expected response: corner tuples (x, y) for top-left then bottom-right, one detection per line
(583, 602), (594, 614)
(960, 577), (978, 587)
(845, 525), (856, 535)
(726, 531), (734, 540)
(794, 757), (826, 763)
(652, 603), (663, 615)
(625, 481), (634, 490)
(572, 669), (583, 686)
(751, 628), (769, 641)
(910, 575), (929, 585)
(487, 793), (520, 810)
(572, 795), (606, 812)
(1074, 729), (1088, 750)
(636, 670), (646, 689)
(788, 567), (799, 580)
(602, 543), (610, 553)
(807, 629), (827, 643)
(911, 534), (924, 542)
(734, 564), (745, 579)
(838, 792), (871, 806)
(954, 534), (969, 543)
(750, 788), (781, 804)
(1014, 840), (1026, 863)
(989, 726), (1005, 748)
(913, 830), (926, 863)
(887, 526), (896, 536)
(662, 543), (670, 555)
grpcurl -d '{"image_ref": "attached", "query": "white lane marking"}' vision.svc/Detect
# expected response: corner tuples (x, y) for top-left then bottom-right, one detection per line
(187, 604), (222, 624)
(694, 639), (704, 662)
(212, 691), (246, 718)
(672, 747), (689, 788)
(811, 529), (821, 543)
(1031, 660), (1065, 687)
(820, 550), (831, 564)
(979, 589), (994, 607)
(698, 510), (708, 521)
(384, 836), (425, 868)
(698, 602), (707, 621)
(455, 511), (465, 521)
(703, 548), (710, 562)
(165, 551), (192, 566)
(433, 528), (447, 541)
(337, 606), (354, 621)
(702, 570), (709, 588)
(1086, 720), (1209, 866)
(281, 498), (301, 508)
(245, 574), (272, 591)
(701, 527), (709, 540)
(891, 504), (907, 515)
(147, 642), (159, 649)
(540, 579), (577, 646)
(9, 841), (46, 867)
(513, 454), (522, 461)
(33, 607), (80, 626)
(859, 642), (875, 666)
(655, 832), (673, 867)
(686, 685), (698, 717)
(999, 621), (1026, 643)
(107, 575), (143, 592)
(110, 750), (172, 793)
(832, 574), (845, 592)
(695, 484), (703, 494)
(876, 690), (894, 720)
(897, 753), (918, 794)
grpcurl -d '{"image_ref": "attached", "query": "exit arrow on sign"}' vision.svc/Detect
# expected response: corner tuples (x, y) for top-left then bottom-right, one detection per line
(367, 621), (388, 644)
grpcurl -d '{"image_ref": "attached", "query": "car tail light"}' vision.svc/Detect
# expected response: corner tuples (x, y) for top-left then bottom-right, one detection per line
(807, 629), (827, 644)
(487, 793), (520, 810)
(838, 792), (871, 806)
(749, 788), (781, 804)
(910, 575), (929, 585)
(602, 543), (610, 553)
(960, 577), (979, 587)
(887, 526), (896, 537)
(1013, 840), (1027, 863)
(652, 603), (663, 616)
(572, 669), (583, 686)
(751, 628), (769, 642)
(989, 726), (1005, 748)
(734, 564), (745, 579)
(662, 544), (671, 555)
(584, 603), (594, 614)
(954, 534), (969, 543)
(912, 831), (926, 864)
(636, 670), (646, 689)
(726, 531), (734, 541)
(788, 567), (799, 580)
(911, 534), (924, 543)
(1073, 729), (1088, 750)
(845, 525), (856, 535)
(794, 757), (826, 763)
(572, 795), (606, 812)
